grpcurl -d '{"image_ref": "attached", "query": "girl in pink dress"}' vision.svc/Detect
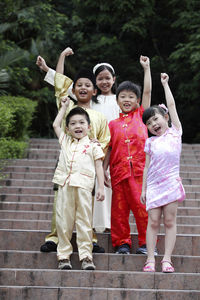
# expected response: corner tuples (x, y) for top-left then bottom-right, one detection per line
(140, 73), (185, 273)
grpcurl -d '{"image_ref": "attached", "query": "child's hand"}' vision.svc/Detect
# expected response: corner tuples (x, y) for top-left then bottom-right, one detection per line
(36, 56), (49, 72)
(161, 73), (169, 85)
(90, 138), (101, 146)
(60, 96), (70, 108)
(96, 187), (105, 201)
(61, 47), (74, 57)
(140, 55), (150, 69)
(104, 170), (111, 188)
(140, 191), (146, 205)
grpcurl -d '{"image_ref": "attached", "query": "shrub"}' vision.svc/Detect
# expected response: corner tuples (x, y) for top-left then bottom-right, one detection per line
(0, 95), (37, 159)
(0, 95), (37, 139)
(0, 102), (14, 136)
(0, 138), (27, 159)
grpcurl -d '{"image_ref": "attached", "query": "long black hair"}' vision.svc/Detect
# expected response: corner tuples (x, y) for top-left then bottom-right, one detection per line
(93, 65), (117, 103)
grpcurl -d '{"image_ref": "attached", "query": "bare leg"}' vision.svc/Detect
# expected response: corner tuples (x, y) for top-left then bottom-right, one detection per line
(162, 201), (178, 268)
(145, 207), (162, 266)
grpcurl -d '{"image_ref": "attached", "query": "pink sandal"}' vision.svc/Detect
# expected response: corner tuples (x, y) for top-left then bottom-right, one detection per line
(143, 261), (155, 272)
(161, 260), (175, 273)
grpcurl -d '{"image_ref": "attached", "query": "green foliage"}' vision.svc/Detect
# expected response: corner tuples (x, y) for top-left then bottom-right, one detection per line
(0, 102), (14, 136)
(0, 95), (37, 159)
(0, 96), (37, 139)
(0, 138), (27, 159)
(0, 0), (199, 142)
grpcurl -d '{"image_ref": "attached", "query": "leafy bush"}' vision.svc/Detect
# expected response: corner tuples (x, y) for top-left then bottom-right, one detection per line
(0, 102), (14, 136)
(0, 95), (37, 139)
(0, 95), (37, 159)
(0, 138), (27, 159)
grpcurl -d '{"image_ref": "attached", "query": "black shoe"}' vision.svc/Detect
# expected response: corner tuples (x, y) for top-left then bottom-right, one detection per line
(92, 242), (105, 253)
(115, 243), (130, 254)
(136, 244), (158, 256)
(40, 241), (57, 252)
(136, 244), (147, 255)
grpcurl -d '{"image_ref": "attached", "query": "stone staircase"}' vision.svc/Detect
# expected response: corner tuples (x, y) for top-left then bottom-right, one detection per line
(0, 138), (200, 300)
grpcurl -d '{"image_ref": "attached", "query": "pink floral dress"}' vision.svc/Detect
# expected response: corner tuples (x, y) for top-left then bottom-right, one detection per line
(144, 125), (185, 211)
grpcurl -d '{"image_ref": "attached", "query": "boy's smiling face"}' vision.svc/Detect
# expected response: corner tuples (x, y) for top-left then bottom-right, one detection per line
(67, 114), (90, 139)
(72, 78), (96, 104)
(117, 89), (140, 113)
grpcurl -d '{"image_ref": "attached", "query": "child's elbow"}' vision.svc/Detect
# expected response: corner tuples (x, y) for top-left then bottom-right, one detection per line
(53, 122), (58, 130)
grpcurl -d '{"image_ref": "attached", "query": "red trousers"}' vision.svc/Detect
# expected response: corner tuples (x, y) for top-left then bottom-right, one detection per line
(111, 174), (148, 248)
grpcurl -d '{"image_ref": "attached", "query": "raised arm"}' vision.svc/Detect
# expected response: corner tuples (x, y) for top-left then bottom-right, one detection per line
(161, 73), (181, 130)
(36, 56), (49, 72)
(140, 56), (152, 110)
(56, 47), (74, 75)
(53, 97), (70, 138)
(36, 56), (56, 86)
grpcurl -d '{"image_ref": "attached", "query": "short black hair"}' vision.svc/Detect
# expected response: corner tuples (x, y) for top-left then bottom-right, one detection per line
(116, 81), (141, 99)
(142, 105), (166, 124)
(73, 69), (96, 89)
(66, 106), (90, 126)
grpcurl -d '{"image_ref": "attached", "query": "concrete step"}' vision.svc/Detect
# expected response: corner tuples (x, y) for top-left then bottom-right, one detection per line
(0, 210), (52, 220)
(1, 193), (200, 207)
(0, 194), (54, 203)
(180, 171), (200, 179)
(26, 139), (195, 147)
(1, 210), (200, 225)
(25, 147), (200, 156)
(0, 202), (53, 211)
(0, 230), (199, 255)
(1, 202), (200, 216)
(1, 218), (200, 234)
(0, 186), (54, 195)
(2, 166), (55, 173)
(2, 177), (200, 188)
(26, 149), (200, 162)
(3, 162), (200, 174)
(1, 286), (200, 300)
(25, 148), (200, 161)
(1, 268), (200, 290)
(2, 172), (53, 181)
(4, 158), (200, 170)
(0, 186), (199, 199)
(1, 251), (200, 273)
(2, 171), (200, 181)
(1, 139), (200, 300)
(4, 159), (56, 167)
(0, 178), (53, 188)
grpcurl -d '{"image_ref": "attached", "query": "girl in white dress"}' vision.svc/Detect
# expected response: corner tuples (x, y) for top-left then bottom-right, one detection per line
(91, 62), (119, 232)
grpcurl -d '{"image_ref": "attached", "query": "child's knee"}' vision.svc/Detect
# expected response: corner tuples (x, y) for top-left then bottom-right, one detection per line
(163, 216), (176, 228)
(148, 216), (160, 230)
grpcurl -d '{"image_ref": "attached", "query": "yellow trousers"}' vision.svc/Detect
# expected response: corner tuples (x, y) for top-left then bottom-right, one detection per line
(56, 184), (93, 261)
(45, 191), (98, 244)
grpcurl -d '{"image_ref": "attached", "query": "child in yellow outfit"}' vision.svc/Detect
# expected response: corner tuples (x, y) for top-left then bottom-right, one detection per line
(53, 100), (105, 270)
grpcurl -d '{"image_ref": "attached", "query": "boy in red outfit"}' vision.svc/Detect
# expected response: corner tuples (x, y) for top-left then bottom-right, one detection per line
(103, 56), (152, 254)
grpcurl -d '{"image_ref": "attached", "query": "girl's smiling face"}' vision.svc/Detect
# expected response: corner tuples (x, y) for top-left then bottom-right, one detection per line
(96, 69), (115, 95)
(146, 113), (169, 136)
(117, 89), (140, 113)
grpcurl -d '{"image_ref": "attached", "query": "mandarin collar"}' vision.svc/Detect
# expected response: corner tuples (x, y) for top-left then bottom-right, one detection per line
(119, 107), (139, 118)
(72, 135), (90, 144)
